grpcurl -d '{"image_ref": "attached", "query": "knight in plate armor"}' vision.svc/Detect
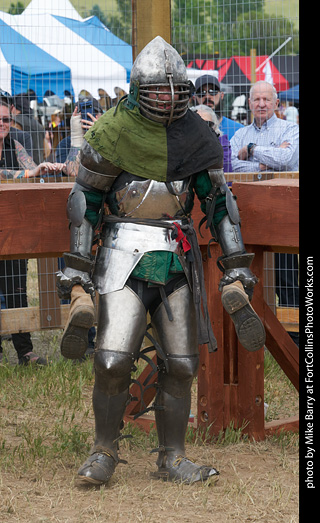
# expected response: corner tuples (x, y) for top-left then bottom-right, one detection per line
(57, 36), (265, 485)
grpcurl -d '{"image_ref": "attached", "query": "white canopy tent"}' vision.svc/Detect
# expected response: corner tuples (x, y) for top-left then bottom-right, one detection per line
(0, 0), (130, 100)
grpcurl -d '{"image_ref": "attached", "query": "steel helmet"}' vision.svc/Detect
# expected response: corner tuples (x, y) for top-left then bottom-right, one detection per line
(130, 36), (190, 126)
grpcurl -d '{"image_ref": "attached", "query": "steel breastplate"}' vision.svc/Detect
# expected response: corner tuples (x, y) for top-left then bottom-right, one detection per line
(111, 176), (191, 219)
(94, 177), (191, 295)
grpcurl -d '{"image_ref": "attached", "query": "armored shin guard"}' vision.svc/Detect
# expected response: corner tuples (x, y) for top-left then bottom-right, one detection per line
(77, 386), (130, 485)
(150, 287), (219, 483)
(152, 389), (219, 484)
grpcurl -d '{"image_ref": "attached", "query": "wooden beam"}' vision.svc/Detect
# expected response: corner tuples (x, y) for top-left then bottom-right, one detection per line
(263, 301), (299, 391)
(276, 307), (299, 332)
(231, 179), (299, 249)
(0, 304), (70, 335)
(236, 246), (266, 441)
(197, 244), (225, 436)
(37, 258), (62, 329)
(265, 415), (299, 436)
(0, 183), (72, 259)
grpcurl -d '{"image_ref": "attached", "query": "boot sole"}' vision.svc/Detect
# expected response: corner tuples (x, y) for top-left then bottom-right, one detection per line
(222, 287), (266, 352)
(77, 474), (104, 485)
(61, 306), (94, 360)
(151, 465), (220, 484)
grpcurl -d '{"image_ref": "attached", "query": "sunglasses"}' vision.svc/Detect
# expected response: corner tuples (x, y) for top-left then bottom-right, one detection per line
(196, 89), (219, 97)
(0, 117), (11, 124)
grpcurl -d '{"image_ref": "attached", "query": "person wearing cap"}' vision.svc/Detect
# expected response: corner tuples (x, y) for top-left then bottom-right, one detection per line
(193, 75), (243, 141)
(10, 93), (46, 165)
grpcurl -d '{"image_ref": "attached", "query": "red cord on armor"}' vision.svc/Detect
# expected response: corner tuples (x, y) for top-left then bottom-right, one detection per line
(173, 222), (191, 252)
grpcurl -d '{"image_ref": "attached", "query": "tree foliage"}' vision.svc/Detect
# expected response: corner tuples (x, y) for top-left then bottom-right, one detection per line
(89, 4), (108, 26)
(7, 1), (25, 14)
(171, 0), (298, 56)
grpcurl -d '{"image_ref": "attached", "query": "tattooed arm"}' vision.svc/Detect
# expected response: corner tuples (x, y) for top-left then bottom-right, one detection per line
(15, 140), (37, 170)
(0, 141), (35, 180)
(62, 145), (81, 178)
(0, 140), (65, 180)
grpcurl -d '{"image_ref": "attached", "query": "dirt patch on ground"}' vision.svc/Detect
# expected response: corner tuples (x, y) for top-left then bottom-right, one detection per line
(0, 428), (299, 522)
(1, 444), (299, 522)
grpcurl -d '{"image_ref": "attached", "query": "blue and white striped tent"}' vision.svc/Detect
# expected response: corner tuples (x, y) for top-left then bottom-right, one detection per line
(0, 19), (73, 102)
(54, 15), (132, 84)
(0, 0), (130, 101)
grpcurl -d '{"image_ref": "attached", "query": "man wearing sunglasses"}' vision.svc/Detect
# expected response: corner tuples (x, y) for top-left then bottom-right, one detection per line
(193, 75), (243, 141)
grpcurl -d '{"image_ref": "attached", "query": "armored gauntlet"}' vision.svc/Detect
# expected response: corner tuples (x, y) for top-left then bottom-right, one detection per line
(56, 187), (95, 300)
(206, 169), (258, 300)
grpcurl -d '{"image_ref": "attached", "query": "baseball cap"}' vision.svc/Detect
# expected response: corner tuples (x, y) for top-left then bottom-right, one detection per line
(195, 75), (220, 93)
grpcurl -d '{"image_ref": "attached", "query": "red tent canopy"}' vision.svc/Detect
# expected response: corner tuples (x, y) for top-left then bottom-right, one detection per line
(188, 55), (289, 94)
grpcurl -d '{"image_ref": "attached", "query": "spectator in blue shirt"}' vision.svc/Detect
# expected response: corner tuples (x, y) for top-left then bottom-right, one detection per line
(193, 75), (243, 141)
(230, 80), (299, 172)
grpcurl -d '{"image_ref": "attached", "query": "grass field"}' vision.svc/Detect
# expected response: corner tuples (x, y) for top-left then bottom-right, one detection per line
(0, 334), (299, 521)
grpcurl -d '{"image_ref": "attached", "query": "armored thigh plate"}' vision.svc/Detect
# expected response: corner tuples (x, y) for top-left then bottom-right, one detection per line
(95, 285), (147, 357)
(151, 284), (199, 397)
(151, 283), (198, 357)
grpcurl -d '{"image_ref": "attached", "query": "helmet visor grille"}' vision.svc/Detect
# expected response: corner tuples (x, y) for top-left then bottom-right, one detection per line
(139, 83), (190, 125)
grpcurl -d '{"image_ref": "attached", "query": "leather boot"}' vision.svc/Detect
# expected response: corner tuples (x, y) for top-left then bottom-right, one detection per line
(221, 280), (266, 352)
(61, 284), (95, 359)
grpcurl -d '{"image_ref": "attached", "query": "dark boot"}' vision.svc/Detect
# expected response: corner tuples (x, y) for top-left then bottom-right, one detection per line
(152, 389), (219, 484)
(77, 386), (129, 485)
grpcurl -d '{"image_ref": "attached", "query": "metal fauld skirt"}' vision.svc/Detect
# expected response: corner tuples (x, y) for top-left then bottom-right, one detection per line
(93, 219), (182, 295)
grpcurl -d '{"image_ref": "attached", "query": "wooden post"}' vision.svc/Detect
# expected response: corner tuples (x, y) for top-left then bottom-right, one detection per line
(37, 258), (62, 329)
(132, 0), (171, 61)
(250, 48), (256, 122)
